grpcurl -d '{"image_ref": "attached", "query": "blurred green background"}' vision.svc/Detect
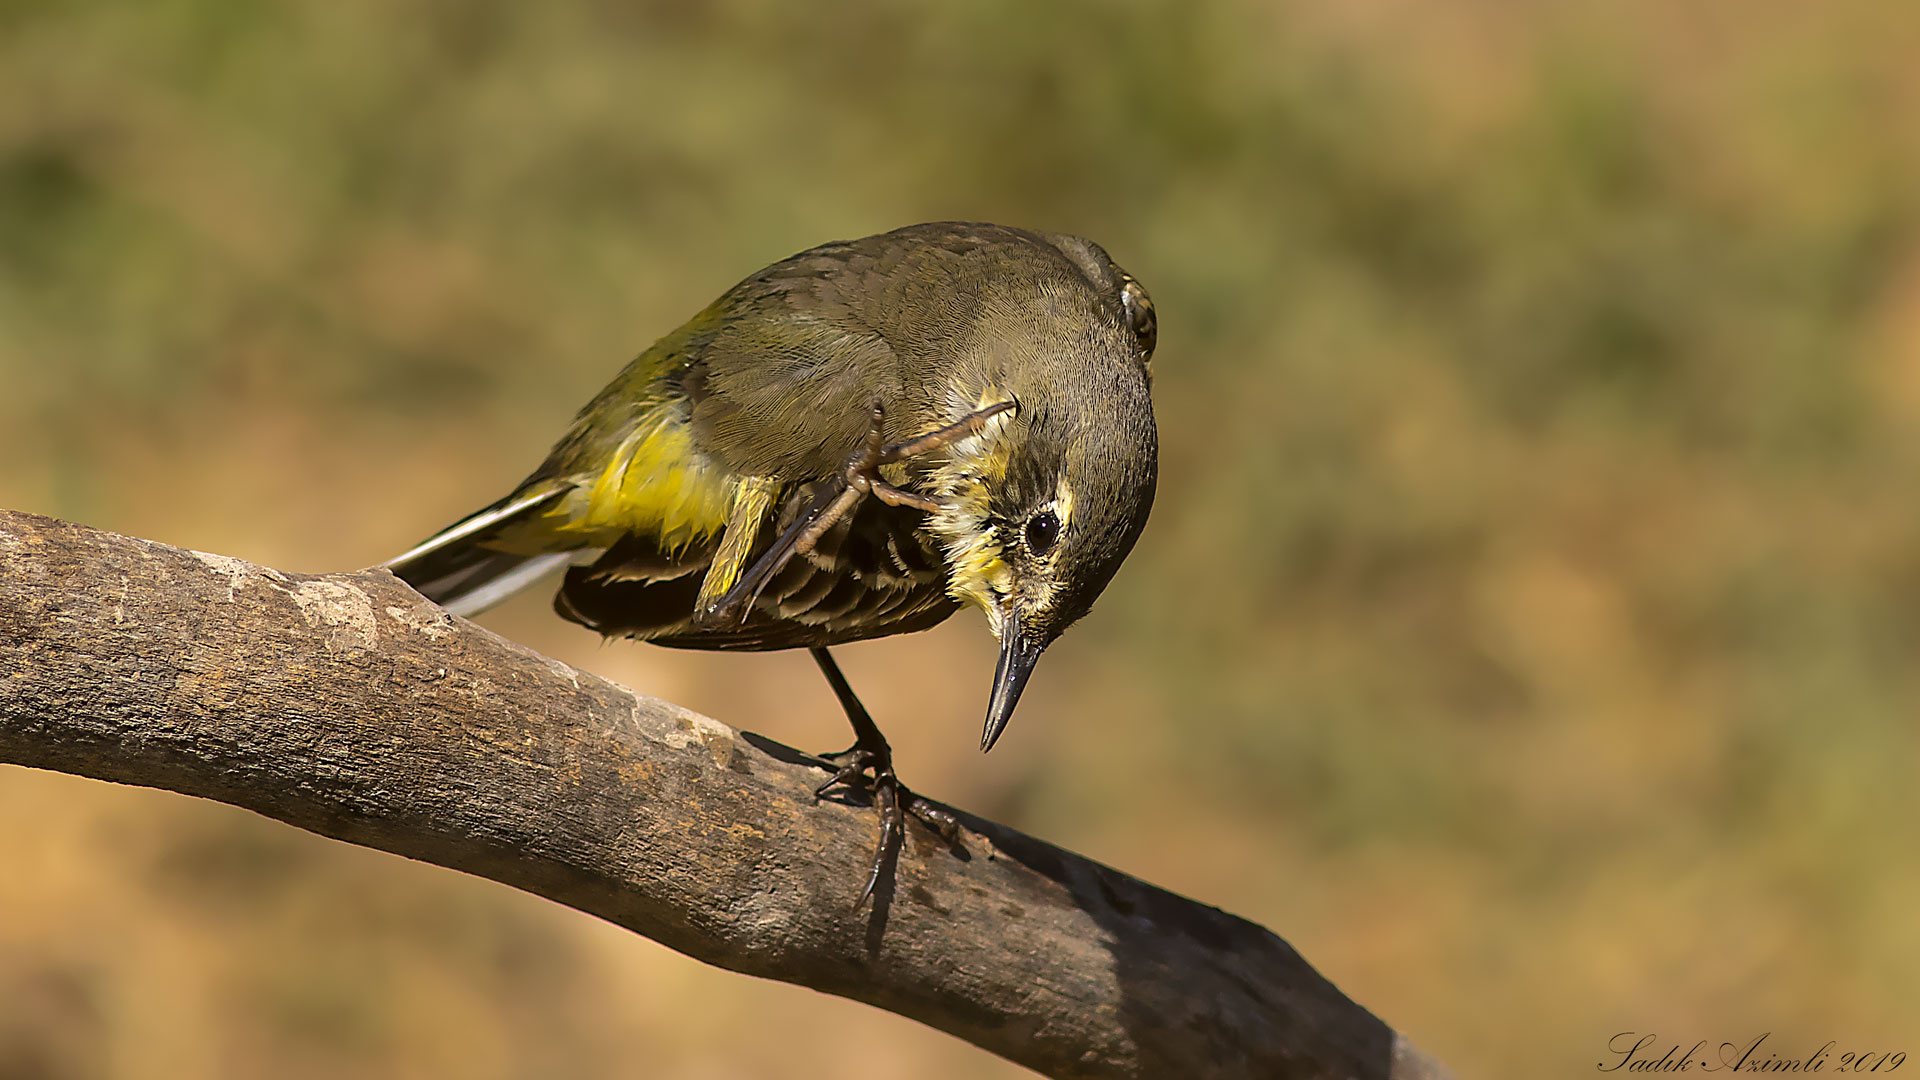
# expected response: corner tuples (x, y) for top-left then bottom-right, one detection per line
(3, 1), (1917, 1076)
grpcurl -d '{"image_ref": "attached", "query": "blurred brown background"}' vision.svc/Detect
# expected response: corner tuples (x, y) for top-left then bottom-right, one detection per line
(2, 1), (1917, 1077)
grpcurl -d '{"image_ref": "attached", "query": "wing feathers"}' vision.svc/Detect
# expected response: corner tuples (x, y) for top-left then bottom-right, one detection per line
(552, 491), (958, 648)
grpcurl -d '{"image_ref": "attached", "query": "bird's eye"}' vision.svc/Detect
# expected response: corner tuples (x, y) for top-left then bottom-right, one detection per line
(1024, 510), (1061, 557)
(1119, 273), (1157, 361)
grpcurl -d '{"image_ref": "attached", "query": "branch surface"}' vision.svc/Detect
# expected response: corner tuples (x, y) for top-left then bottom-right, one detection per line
(0, 509), (1452, 1080)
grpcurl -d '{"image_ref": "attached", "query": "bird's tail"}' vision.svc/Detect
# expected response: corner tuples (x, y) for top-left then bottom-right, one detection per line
(384, 485), (574, 617)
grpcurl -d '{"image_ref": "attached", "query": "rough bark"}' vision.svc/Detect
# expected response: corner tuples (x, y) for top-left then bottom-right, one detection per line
(0, 509), (1452, 1080)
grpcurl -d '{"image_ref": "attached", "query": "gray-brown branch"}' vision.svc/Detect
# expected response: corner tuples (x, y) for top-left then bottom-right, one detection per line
(0, 509), (1451, 1080)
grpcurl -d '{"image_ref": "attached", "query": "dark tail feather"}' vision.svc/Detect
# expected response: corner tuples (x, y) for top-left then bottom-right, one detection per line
(551, 532), (708, 637)
(385, 486), (571, 616)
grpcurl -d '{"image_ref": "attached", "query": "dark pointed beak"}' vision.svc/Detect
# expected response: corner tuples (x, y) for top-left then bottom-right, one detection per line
(982, 614), (1045, 753)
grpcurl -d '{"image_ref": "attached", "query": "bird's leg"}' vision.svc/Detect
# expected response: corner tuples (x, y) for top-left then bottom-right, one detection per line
(797, 399), (1016, 556)
(809, 647), (961, 903)
(878, 399), (1015, 463)
(792, 403), (888, 559)
(712, 399), (1016, 620)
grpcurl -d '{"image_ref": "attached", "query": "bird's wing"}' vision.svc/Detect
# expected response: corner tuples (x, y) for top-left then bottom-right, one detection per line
(679, 264), (912, 480)
(393, 235), (954, 634)
(554, 482), (959, 650)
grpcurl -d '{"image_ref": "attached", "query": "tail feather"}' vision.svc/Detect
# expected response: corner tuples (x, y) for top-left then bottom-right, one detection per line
(421, 550), (573, 617)
(385, 485), (572, 616)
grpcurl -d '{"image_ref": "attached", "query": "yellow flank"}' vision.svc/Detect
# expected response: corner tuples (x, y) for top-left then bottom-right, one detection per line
(542, 411), (736, 553)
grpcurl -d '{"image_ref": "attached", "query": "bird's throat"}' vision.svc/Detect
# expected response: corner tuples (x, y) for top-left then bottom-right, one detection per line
(922, 413), (1015, 637)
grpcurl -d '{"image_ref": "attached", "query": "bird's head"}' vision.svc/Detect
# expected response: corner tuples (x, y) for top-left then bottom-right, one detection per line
(918, 231), (1159, 751)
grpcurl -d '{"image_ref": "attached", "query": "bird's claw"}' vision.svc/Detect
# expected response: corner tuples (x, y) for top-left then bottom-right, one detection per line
(814, 743), (962, 905)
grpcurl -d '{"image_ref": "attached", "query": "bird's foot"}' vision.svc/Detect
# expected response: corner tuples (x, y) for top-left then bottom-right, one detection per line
(815, 743), (962, 904)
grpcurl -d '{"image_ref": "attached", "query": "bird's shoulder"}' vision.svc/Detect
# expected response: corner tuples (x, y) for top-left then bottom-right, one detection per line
(675, 261), (917, 481)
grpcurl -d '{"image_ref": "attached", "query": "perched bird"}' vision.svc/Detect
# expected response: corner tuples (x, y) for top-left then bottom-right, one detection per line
(385, 221), (1159, 895)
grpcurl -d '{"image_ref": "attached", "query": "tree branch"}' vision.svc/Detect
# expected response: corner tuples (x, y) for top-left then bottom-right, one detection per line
(0, 509), (1452, 1080)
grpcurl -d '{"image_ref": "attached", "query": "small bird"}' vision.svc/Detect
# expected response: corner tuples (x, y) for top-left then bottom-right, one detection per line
(385, 221), (1158, 896)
